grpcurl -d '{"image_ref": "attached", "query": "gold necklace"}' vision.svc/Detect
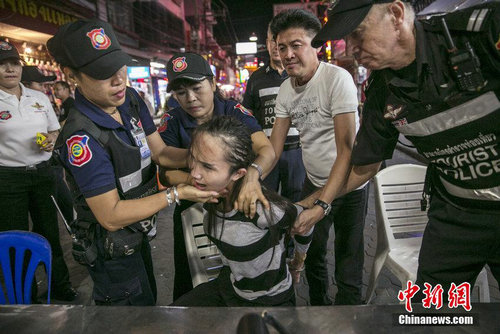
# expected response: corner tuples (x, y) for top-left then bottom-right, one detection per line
(105, 108), (118, 115)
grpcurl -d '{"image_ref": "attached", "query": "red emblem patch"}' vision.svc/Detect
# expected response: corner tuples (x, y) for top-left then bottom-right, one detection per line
(392, 118), (408, 127)
(86, 28), (111, 50)
(158, 113), (173, 133)
(66, 135), (93, 167)
(495, 34), (500, 51)
(235, 103), (253, 117)
(172, 57), (188, 72)
(0, 111), (12, 120)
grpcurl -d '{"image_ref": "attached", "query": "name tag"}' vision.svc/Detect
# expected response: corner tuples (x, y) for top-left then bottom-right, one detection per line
(131, 127), (151, 159)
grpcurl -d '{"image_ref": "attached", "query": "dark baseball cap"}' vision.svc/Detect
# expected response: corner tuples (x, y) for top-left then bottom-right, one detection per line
(47, 18), (133, 80)
(0, 41), (21, 62)
(21, 66), (56, 83)
(167, 52), (214, 92)
(312, 0), (397, 47)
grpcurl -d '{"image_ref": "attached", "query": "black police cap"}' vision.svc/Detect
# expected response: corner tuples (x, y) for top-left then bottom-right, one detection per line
(0, 41), (20, 62)
(47, 18), (133, 80)
(166, 52), (214, 92)
(21, 66), (56, 83)
(312, 0), (400, 47)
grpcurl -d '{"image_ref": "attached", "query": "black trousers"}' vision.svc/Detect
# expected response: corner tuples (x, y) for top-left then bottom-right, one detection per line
(172, 267), (296, 307)
(262, 147), (305, 202)
(0, 165), (71, 292)
(416, 194), (500, 298)
(302, 177), (368, 305)
(90, 227), (157, 306)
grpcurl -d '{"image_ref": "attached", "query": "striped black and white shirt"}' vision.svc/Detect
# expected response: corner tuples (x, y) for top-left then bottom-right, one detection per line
(203, 202), (313, 304)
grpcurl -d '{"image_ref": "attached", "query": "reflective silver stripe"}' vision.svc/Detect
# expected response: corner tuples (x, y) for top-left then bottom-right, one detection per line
(119, 170), (142, 193)
(467, 9), (480, 31)
(474, 9), (489, 32)
(141, 155), (151, 170)
(397, 92), (500, 137)
(263, 127), (299, 137)
(258, 87), (280, 98)
(119, 157), (151, 193)
(439, 176), (500, 201)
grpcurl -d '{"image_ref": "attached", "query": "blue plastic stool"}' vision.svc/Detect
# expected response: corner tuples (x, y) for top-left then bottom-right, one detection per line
(0, 231), (52, 304)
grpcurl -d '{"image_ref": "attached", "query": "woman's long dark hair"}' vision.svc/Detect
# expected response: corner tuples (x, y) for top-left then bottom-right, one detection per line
(190, 116), (297, 265)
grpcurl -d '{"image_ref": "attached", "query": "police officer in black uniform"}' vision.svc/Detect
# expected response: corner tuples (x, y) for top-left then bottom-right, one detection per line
(308, 0), (500, 298)
(47, 18), (220, 306)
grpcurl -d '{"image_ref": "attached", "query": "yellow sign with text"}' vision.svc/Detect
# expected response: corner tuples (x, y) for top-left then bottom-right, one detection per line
(0, 0), (77, 26)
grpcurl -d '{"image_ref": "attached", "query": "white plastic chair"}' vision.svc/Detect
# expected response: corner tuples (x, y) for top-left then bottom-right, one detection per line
(181, 203), (223, 288)
(365, 164), (490, 303)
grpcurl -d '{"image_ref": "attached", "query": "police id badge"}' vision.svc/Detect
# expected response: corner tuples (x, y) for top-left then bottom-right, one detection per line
(130, 117), (151, 159)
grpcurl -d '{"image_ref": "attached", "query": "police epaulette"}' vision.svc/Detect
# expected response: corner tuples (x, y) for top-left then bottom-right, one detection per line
(417, 0), (497, 33)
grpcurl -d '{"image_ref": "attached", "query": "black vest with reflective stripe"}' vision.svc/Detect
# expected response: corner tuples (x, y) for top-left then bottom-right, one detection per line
(55, 90), (158, 231)
(376, 9), (500, 211)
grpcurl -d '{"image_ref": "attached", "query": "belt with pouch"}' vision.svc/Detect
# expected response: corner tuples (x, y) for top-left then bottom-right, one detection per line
(104, 227), (145, 259)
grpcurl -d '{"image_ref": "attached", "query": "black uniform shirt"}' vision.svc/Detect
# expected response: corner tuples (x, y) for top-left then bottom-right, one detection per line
(352, 12), (500, 210)
(243, 64), (300, 147)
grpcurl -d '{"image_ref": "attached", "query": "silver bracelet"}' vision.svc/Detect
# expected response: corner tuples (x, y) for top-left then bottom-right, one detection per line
(250, 162), (263, 180)
(172, 186), (181, 205)
(165, 188), (173, 206)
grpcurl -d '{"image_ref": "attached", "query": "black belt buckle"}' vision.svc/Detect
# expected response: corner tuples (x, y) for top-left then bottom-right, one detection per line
(29, 161), (50, 170)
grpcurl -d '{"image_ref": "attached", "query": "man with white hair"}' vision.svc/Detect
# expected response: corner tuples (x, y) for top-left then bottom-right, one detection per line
(311, 0), (500, 298)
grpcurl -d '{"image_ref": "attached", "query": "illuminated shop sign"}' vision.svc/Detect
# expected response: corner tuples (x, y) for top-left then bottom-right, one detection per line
(127, 66), (150, 80)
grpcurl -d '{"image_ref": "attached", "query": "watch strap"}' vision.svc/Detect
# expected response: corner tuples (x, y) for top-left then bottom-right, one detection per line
(313, 199), (331, 216)
(250, 162), (263, 180)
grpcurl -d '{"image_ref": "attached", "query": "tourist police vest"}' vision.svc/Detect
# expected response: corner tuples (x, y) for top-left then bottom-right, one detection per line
(367, 0), (500, 211)
(55, 89), (158, 232)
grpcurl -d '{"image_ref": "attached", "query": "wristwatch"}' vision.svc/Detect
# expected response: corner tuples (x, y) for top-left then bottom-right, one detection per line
(250, 162), (263, 180)
(313, 199), (332, 216)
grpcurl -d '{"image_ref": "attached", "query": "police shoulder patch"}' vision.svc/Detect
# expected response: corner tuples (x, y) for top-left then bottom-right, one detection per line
(66, 135), (93, 167)
(158, 113), (173, 133)
(234, 103), (253, 117)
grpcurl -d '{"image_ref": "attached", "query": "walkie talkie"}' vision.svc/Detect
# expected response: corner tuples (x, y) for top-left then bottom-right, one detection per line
(440, 18), (487, 92)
